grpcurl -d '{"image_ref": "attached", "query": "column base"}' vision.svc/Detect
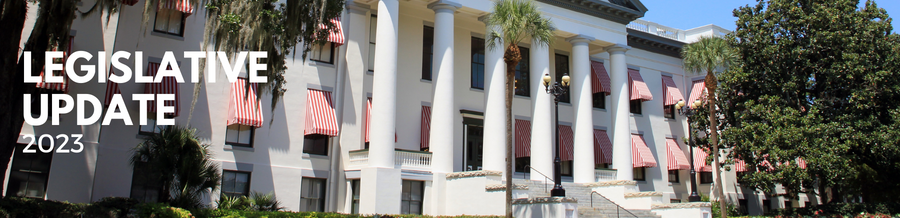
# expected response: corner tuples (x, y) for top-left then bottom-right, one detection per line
(359, 167), (402, 214)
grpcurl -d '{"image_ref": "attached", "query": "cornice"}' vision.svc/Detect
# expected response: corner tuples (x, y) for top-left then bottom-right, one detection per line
(626, 29), (684, 58)
(536, 0), (646, 25)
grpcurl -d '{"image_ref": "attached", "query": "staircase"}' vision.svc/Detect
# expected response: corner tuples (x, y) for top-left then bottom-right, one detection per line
(512, 178), (661, 218)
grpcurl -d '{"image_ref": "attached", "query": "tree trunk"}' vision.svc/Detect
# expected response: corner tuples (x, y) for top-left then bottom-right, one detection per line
(0, 0), (31, 197)
(706, 72), (727, 218)
(503, 44), (521, 218)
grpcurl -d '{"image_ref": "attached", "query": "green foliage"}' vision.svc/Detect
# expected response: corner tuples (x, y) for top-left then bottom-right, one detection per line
(770, 202), (900, 217)
(483, 0), (555, 52)
(722, 0), (900, 203)
(0, 197), (85, 218)
(136, 203), (193, 218)
(85, 197), (139, 218)
(216, 192), (283, 212)
(699, 193), (743, 218)
(131, 125), (221, 209)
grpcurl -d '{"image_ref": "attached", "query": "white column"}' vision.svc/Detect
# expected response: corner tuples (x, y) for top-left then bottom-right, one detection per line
(428, 0), (460, 174)
(606, 44), (633, 181)
(360, 0), (402, 214)
(567, 35), (596, 184)
(481, 18), (506, 174)
(530, 40), (554, 182)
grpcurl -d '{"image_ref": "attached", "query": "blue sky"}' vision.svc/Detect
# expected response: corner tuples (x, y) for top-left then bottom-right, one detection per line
(638, 0), (900, 33)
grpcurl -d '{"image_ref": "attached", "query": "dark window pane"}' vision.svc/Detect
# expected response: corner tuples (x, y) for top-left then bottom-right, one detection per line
(514, 47), (530, 97)
(630, 99), (642, 114)
(400, 180), (424, 214)
(515, 157), (531, 173)
(300, 178), (327, 212)
(222, 170), (251, 197)
(422, 26), (434, 81)
(554, 54), (570, 103)
(225, 125), (254, 147)
(668, 170), (679, 183)
(633, 167), (646, 181)
(593, 92), (606, 109)
(664, 105), (675, 119)
(6, 144), (53, 198)
(304, 134), (330, 155)
(471, 37), (486, 89)
(700, 172), (713, 184)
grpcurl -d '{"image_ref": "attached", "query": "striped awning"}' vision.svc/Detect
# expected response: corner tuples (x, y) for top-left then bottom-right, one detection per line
(632, 135), (657, 167)
(687, 80), (706, 109)
(661, 76), (684, 106)
(227, 78), (264, 127)
(122, 0), (138, 6)
(159, 0), (193, 16)
(693, 149), (712, 172)
(590, 61), (611, 94)
(305, 89), (339, 136)
(144, 62), (180, 117)
(365, 98), (397, 143)
(798, 158), (807, 169)
(734, 159), (748, 172)
(104, 69), (122, 106)
(593, 129), (613, 164)
(319, 17), (345, 46)
(558, 125), (574, 161)
(628, 69), (653, 101)
(35, 36), (73, 93)
(515, 119), (531, 158)
(420, 106), (432, 149)
(665, 139), (690, 170)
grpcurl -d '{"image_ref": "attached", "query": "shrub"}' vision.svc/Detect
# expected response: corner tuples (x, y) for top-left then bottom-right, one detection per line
(135, 203), (192, 218)
(85, 197), (139, 218)
(0, 197), (85, 218)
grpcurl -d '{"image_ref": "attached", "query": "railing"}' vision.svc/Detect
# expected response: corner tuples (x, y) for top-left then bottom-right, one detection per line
(523, 165), (554, 194)
(591, 191), (638, 218)
(626, 19), (683, 41)
(595, 169), (618, 182)
(626, 19), (650, 32)
(346, 149), (432, 171)
(655, 25), (680, 40)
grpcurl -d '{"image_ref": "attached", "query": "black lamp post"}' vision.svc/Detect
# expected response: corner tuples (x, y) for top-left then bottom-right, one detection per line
(676, 99), (703, 202)
(543, 73), (569, 197)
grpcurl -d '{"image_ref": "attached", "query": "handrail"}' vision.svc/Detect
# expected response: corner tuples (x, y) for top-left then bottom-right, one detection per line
(523, 165), (554, 193)
(590, 191), (638, 218)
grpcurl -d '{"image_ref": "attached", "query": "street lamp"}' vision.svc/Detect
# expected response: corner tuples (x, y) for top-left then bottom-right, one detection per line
(676, 99), (704, 202)
(543, 73), (569, 197)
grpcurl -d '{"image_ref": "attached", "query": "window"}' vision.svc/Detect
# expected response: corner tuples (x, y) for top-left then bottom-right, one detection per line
(5, 144), (52, 198)
(401, 180), (424, 214)
(351, 180), (361, 214)
(514, 46), (530, 97)
(561, 160), (573, 176)
(471, 37), (485, 89)
(664, 105), (675, 119)
(784, 200), (792, 209)
(554, 54), (570, 103)
(139, 114), (162, 135)
(130, 161), (163, 203)
(763, 199), (771, 213)
(633, 167), (646, 181)
(304, 134), (329, 156)
(671, 199), (682, 203)
(310, 42), (335, 64)
(225, 124), (254, 147)
(422, 26), (434, 81)
(300, 178), (327, 212)
(153, 7), (185, 36)
(593, 93), (606, 109)
(668, 170), (680, 183)
(630, 99), (642, 114)
(368, 15), (377, 72)
(739, 199), (749, 214)
(700, 172), (713, 184)
(221, 170), (250, 197)
(515, 157), (530, 173)
(595, 163), (610, 169)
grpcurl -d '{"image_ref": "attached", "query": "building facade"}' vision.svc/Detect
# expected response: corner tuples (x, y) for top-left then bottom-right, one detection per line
(9, 0), (819, 216)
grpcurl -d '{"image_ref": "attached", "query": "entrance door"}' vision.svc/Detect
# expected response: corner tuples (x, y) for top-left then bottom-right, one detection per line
(463, 119), (484, 171)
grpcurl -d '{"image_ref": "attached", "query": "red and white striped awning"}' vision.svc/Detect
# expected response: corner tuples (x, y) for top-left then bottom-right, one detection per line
(693, 149), (712, 172)
(122, 0), (138, 6)
(365, 98), (397, 143)
(515, 119), (531, 158)
(661, 76), (684, 106)
(666, 139), (690, 170)
(319, 17), (345, 46)
(420, 106), (431, 149)
(558, 125), (574, 161)
(159, 0), (193, 16)
(628, 69), (653, 101)
(798, 158), (807, 169)
(590, 61), (611, 94)
(35, 36), (73, 93)
(144, 62), (180, 117)
(227, 78), (264, 127)
(593, 129), (613, 164)
(734, 159), (748, 172)
(687, 80), (706, 109)
(104, 69), (122, 106)
(305, 89), (339, 136)
(632, 135), (657, 167)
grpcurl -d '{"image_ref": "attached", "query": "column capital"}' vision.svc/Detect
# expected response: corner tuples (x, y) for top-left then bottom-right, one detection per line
(566, 34), (595, 45)
(605, 43), (631, 53)
(428, 0), (461, 13)
(346, 1), (370, 15)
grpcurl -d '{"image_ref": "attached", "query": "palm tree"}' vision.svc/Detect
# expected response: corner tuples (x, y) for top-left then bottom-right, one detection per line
(484, 0), (554, 217)
(682, 36), (737, 218)
(130, 125), (220, 209)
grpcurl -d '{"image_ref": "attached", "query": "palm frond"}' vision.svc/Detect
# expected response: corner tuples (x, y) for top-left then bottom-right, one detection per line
(682, 36), (737, 75)
(484, 0), (555, 51)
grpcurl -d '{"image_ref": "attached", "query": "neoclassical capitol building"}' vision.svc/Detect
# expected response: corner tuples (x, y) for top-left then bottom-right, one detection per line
(12, 0), (818, 217)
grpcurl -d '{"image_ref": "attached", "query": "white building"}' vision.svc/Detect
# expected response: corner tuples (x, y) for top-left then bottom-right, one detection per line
(9, 0), (820, 216)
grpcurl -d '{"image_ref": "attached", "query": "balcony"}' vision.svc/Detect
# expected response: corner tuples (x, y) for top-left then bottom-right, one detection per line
(595, 169), (618, 182)
(627, 19), (684, 41)
(347, 149), (432, 171)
